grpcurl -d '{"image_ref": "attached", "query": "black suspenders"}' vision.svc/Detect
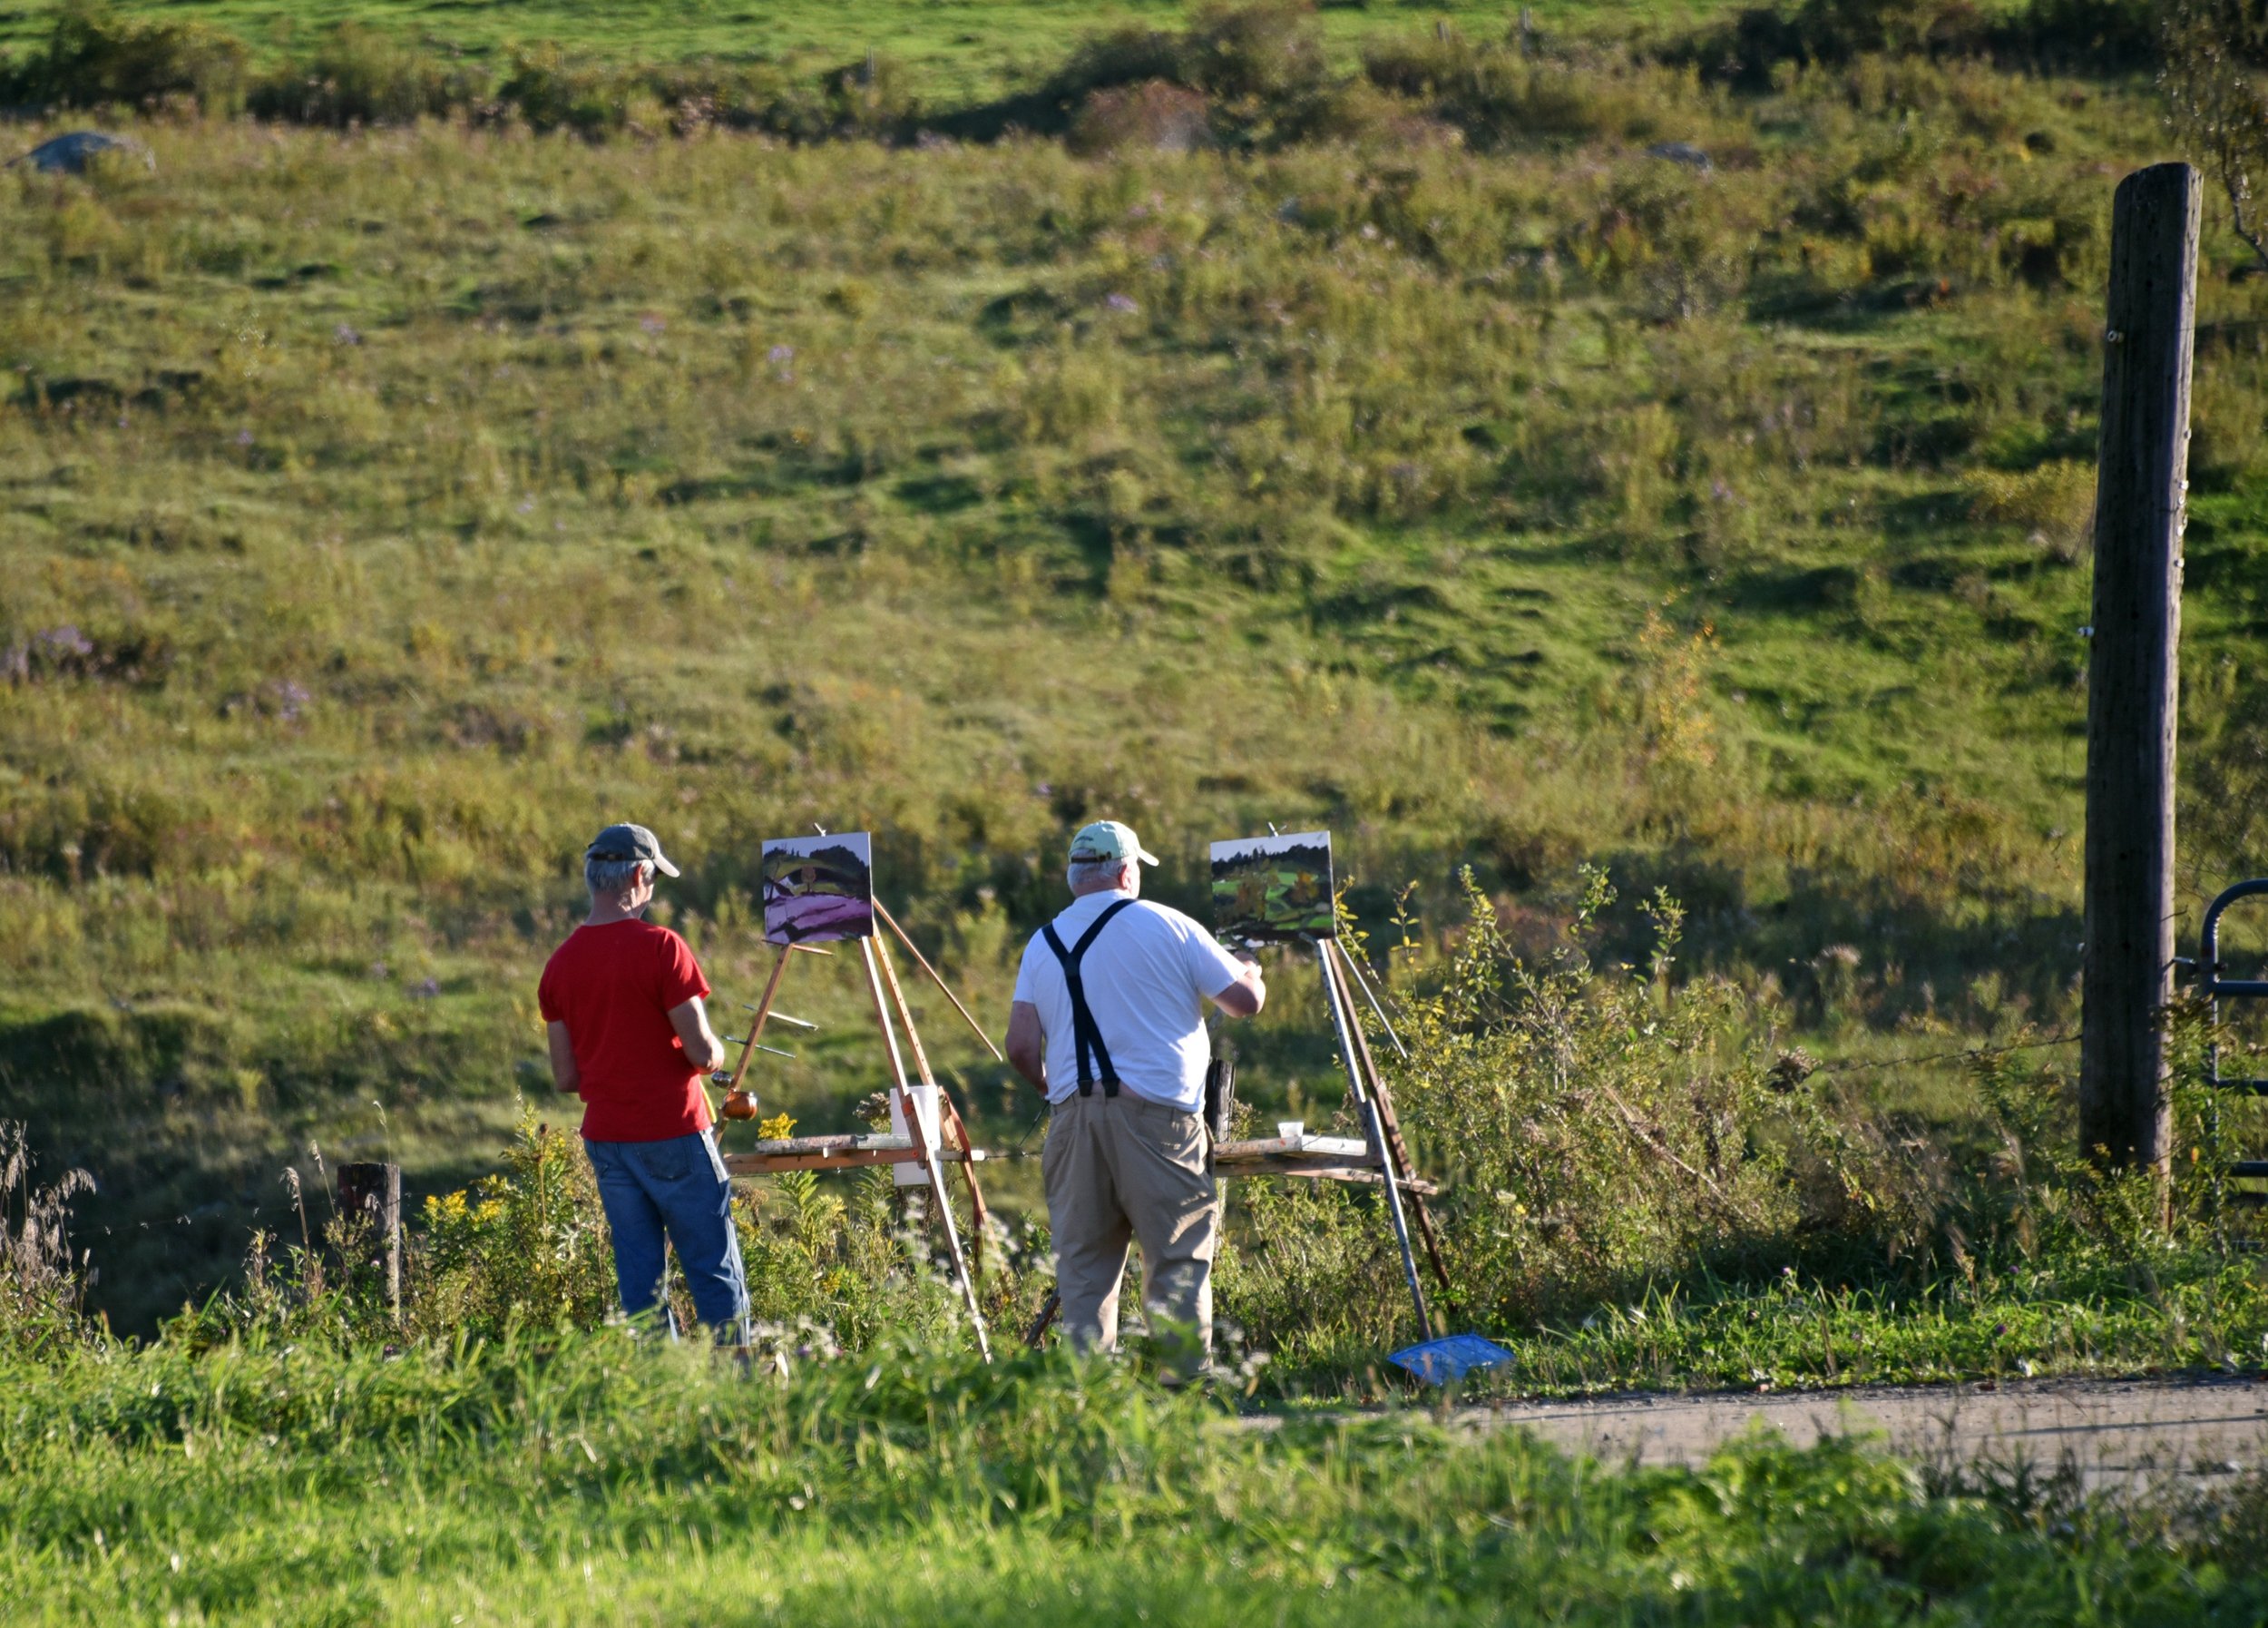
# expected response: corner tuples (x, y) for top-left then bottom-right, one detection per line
(1040, 898), (1137, 1096)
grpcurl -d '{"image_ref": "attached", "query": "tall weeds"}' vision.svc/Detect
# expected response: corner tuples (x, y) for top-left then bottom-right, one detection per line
(0, 1121), (95, 1354)
(1222, 875), (2266, 1374)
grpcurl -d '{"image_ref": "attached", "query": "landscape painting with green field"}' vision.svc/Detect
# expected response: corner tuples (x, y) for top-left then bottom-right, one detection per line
(5, 0), (2268, 1620)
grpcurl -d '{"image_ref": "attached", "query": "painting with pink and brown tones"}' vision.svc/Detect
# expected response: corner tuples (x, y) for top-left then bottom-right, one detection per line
(761, 833), (875, 944)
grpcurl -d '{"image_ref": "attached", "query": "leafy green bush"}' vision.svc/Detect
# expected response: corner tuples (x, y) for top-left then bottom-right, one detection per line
(1363, 29), (1697, 147)
(3, 0), (247, 113)
(1687, 0), (2155, 84)
(407, 1113), (617, 1338)
(491, 46), (634, 137)
(1223, 873), (1881, 1364)
(245, 24), (489, 127)
(493, 47), (916, 138)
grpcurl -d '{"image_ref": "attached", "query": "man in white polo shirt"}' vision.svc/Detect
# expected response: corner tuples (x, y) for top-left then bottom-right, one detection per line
(1006, 820), (1266, 1374)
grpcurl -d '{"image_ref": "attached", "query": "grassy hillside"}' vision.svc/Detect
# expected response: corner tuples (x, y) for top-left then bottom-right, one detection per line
(3, 0), (2265, 1335)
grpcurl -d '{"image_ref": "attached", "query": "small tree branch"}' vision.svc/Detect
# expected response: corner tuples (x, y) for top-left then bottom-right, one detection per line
(2226, 181), (2268, 276)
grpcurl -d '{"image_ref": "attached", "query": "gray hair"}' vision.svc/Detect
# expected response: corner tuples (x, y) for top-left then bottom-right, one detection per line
(1066, 858), (1133, 894)
(586, 856), (653, 896)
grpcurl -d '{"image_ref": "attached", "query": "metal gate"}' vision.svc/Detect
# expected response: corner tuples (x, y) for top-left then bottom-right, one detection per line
(2198, 879), (2268, 1205)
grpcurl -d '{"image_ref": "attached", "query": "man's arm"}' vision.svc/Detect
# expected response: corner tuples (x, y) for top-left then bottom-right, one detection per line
(668, 995), (727, 1074)
(1006, 1000), (1048, 1094)
(1211, 956), (1266, 1019)
(545, 1020), (581, 1094)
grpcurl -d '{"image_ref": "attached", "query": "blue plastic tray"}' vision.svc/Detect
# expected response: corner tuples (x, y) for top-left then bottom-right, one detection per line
(1389, 1333), (1515, 1385)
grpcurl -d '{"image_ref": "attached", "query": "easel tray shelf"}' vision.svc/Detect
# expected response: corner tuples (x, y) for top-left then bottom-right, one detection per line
(726, 1134), (992, 1175)
(1212, 1136), (1440, 1194)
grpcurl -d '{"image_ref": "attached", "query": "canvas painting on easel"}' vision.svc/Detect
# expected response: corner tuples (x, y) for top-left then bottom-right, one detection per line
(1210, 831), (1335, 942)
(762, 833), (875, 944)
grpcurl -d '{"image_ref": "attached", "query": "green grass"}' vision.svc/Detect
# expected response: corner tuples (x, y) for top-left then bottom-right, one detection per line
(0, 0), (1745, 98)
(4, 1330), (2265, 1626)
(1458, 1252), (2268, 1398)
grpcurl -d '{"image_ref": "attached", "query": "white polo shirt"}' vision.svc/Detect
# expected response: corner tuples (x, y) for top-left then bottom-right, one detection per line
(1012, 891), (1247, 1112)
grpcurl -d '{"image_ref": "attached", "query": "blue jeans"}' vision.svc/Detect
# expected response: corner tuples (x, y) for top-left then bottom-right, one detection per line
(584, 1132), (750, 1345)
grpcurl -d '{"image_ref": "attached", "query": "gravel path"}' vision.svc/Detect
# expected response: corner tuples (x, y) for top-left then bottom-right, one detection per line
(1444, 1377), (2268, 1490)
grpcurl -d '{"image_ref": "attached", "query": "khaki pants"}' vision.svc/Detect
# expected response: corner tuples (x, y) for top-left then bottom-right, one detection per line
(1042, 1091), (1217, 1374)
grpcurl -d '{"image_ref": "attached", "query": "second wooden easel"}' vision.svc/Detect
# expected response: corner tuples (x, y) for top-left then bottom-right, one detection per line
(712, 903), (1001, 1362)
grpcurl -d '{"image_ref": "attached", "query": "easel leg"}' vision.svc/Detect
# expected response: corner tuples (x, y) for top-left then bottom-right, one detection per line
(862, 937), (993, 1361)
(939, 1094), (991, 1270)
(719, 942), (797, 1119)
(875, 898), (1005, 1061)
(1326, 940), (1451, 1293)
(1317, 939), (1432, 1340)
(871, 934), (991, 1273)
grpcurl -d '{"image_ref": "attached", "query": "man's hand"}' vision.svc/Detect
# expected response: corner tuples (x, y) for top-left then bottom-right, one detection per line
(1005, 1000), (1049, 1094)
(1212, 954), (1266, 1019)
(545, 1020), (581, 1094)
(668, 995), (727, 1074)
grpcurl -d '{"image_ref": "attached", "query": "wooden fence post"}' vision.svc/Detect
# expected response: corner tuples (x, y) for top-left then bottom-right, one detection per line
(337, 1161), (403, 1323)
(2080, 162), (2200, 1202)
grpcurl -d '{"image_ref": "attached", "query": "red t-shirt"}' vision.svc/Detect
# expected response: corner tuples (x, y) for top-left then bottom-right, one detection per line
(537, 920), (714, 1143)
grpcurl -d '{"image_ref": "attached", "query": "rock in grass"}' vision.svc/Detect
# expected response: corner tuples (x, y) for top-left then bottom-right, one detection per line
(10, 132), (157, 176)
(1646, 141), (1712, 172)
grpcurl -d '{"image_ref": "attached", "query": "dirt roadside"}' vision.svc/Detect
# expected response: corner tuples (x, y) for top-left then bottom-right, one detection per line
(1439, 1376), (2268, 1490)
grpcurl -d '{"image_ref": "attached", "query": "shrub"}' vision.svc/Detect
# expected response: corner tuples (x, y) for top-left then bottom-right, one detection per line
(409, 1114), (618, 1339)
(1070, 79), (1215, 155)
(738, 1163), (972, 1351)
(247, 24), (490, 127)
(1692, 0), (2156, 83)
(1222, 872), (1884, 1363)
(1963, 459), (2096, 559)
(6, 0), (248, 114)
(1363, 30), (1696, 148)
(493, 49), (915, 139)
(156, 1110), (986, 1356)
(1179, 0), (1333, 108)
(1041, 24), (1187, 110)
(494, 48), (633, 137)
(1031, 3), (1344, 150)
(1999, 0), (2161, 69)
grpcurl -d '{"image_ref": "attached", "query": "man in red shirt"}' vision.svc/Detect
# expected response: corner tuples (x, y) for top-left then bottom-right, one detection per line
(539, 822), (749, 1343)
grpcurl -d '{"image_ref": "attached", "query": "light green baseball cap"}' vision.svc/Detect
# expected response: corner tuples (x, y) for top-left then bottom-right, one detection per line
(1069, 819), (1159, 868)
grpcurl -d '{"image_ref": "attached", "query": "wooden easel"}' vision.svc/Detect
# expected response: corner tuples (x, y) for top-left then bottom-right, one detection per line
(712, 906), (999, 1362)
(1208, 936), (1449, 1334)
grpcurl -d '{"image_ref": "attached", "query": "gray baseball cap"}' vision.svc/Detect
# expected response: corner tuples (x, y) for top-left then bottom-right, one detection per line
(584, 822), (680, 878)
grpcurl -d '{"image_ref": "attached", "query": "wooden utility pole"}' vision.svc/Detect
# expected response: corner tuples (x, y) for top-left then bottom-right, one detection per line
(2080, 162), (2200, 1196)
(338, 1161), (403, 1323)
